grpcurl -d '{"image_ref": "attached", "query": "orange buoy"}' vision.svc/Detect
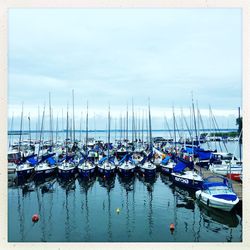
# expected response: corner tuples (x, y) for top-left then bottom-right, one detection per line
(170, 223), (175, 232)
(32, 214), (39, 223)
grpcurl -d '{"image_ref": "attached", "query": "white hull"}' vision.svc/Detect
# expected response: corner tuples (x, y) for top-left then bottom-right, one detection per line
(209, 164), (242, 176)
(196, 190), (239, 212)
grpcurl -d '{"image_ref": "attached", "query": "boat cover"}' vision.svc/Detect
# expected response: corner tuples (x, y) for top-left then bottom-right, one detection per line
(161, 156), (171, 165)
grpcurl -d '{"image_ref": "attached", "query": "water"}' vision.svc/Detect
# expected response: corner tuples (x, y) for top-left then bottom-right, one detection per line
(8, 133), (242, 242)
(8, 173), (242, 242)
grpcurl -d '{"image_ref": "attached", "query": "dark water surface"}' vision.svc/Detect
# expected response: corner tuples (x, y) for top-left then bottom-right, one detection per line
(8, 173), (242, 242)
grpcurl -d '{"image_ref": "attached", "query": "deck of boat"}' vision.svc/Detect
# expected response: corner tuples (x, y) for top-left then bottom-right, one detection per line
(194, 165), (242, 201)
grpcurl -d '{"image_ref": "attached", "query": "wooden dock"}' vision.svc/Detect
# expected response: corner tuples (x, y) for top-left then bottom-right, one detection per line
(194, 165), (242, 201)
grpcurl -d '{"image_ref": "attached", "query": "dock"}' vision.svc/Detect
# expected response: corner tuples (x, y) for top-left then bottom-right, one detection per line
(194, 165), (242, 201)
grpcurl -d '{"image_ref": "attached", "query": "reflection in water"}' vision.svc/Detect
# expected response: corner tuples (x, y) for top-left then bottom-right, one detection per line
(197, 200), (239, 228)
(137, 173), (155, 238)
(98, 175), (115, 241)
(9, 173), (242, 242)
(78, 176), (96, 241)
(118, 175), (136, 239)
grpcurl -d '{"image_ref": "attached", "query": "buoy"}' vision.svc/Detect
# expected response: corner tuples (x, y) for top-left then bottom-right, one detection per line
(170, 223), (175, 232)
(32, 214), (39, 223)
(116, 208), (120, 214)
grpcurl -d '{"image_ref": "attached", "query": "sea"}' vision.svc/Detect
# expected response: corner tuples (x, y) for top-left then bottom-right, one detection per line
(8, 131), (242, 242)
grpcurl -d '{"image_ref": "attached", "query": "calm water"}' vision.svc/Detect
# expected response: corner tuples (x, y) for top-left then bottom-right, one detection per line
(8, 133), (242, 242)
(8, 172), (242, 242)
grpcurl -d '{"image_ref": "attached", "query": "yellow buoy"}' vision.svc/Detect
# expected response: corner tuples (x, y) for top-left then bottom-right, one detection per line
(116, 208), (120, 214)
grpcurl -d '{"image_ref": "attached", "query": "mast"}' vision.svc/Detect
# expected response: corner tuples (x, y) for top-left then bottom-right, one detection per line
(148, 98), (152, 150)
(49, 92), (53, 147)
(141, 110), (144, 145)
(238, 107), (242, 161)
(18, 103), (24, 153)
(191, 94), (198, 145)
(72, 89), (75, 142)
(132, 98), (135, 143)
(9, 113), (14, 148)
(107, 105), (111, 167)
(37, 105), (45, 160)
(28, 113), (31, 148)
(66, 104), (69, 157)
(79, 111), (83, 142)
(85, 102), (89, 152)
(172, 107), (177, 150)
(55, 115), (59, 146)
(126, 104), (128, 145)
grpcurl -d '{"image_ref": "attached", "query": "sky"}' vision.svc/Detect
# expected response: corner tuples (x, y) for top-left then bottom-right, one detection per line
(8, 8), (242, 130)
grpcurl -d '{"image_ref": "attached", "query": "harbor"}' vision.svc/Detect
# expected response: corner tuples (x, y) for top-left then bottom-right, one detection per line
(7, 8), (243, 244)
(8, 129), (243, 242)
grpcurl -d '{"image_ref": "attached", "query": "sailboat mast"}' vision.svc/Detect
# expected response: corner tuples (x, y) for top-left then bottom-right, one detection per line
(126, 104), (128, 145)
(49, 92), (53, 147)
(192, 95), (198, 144)
(28, 113), (31, 148)
(107, 106), (111, 166)
(18, 103), (24, 153)
(66, 104), (69, 156)
(85, 102), (89, 166)
(173, 107), (177, 150)
(148, 98), (152, 149)
(72, 89), (75, 142)
(37, 105), (45, 160)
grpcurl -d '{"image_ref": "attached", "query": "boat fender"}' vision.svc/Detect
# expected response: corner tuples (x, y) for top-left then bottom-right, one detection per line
(207, 199), (210, 207)
(199, 194), (202, 200)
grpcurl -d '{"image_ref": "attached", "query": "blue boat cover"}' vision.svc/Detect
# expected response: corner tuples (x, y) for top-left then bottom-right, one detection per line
(196, 150), (212, 160)
(185, 146), (195, 154)
(212, 194), (237, 201)
(173, 158), (194, 173)
(172, 160), (187, 173)
(161, 156), (171, 165)
(27, 157), (38, 166)
(47, 157), (56, 165)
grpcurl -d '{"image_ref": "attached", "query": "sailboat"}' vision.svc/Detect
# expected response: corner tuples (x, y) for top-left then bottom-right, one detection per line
(97, 106), (116, 177)
(78, 102), (96, 178)
(117, 105), (136, 177)
(139, 99), (156, 177)
(171, 98), (203, 189)
(58, 99), (77, 179)
(171, 157), (203, 189)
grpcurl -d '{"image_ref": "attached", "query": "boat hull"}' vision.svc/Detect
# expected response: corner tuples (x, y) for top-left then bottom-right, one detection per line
(117, 166), (135, 177)
(35, 166), (57, 179)
(139, 165), (156, 177)
(171, 173), (203, 190)
(78, 167), (96, 178)
(58, 167), (77, 178)
(196, 190), (239, 212)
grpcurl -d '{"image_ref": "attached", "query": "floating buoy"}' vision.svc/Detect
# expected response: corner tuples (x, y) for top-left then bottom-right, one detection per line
(170, 223), (175, 232)
(32, 214), (39, 223)
(116, 208), (120, 214)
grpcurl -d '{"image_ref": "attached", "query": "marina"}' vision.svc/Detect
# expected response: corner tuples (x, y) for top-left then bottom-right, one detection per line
(8, 130), (243, 242)
(6, 8), (243, 244)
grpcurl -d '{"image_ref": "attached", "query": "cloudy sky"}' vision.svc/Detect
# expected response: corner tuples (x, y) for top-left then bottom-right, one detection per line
(8, 8), (242, 130)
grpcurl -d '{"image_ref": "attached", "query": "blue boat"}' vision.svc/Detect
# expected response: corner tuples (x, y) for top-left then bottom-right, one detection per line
(171, 158), (203, 190)
(117, 153), (136, 177)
